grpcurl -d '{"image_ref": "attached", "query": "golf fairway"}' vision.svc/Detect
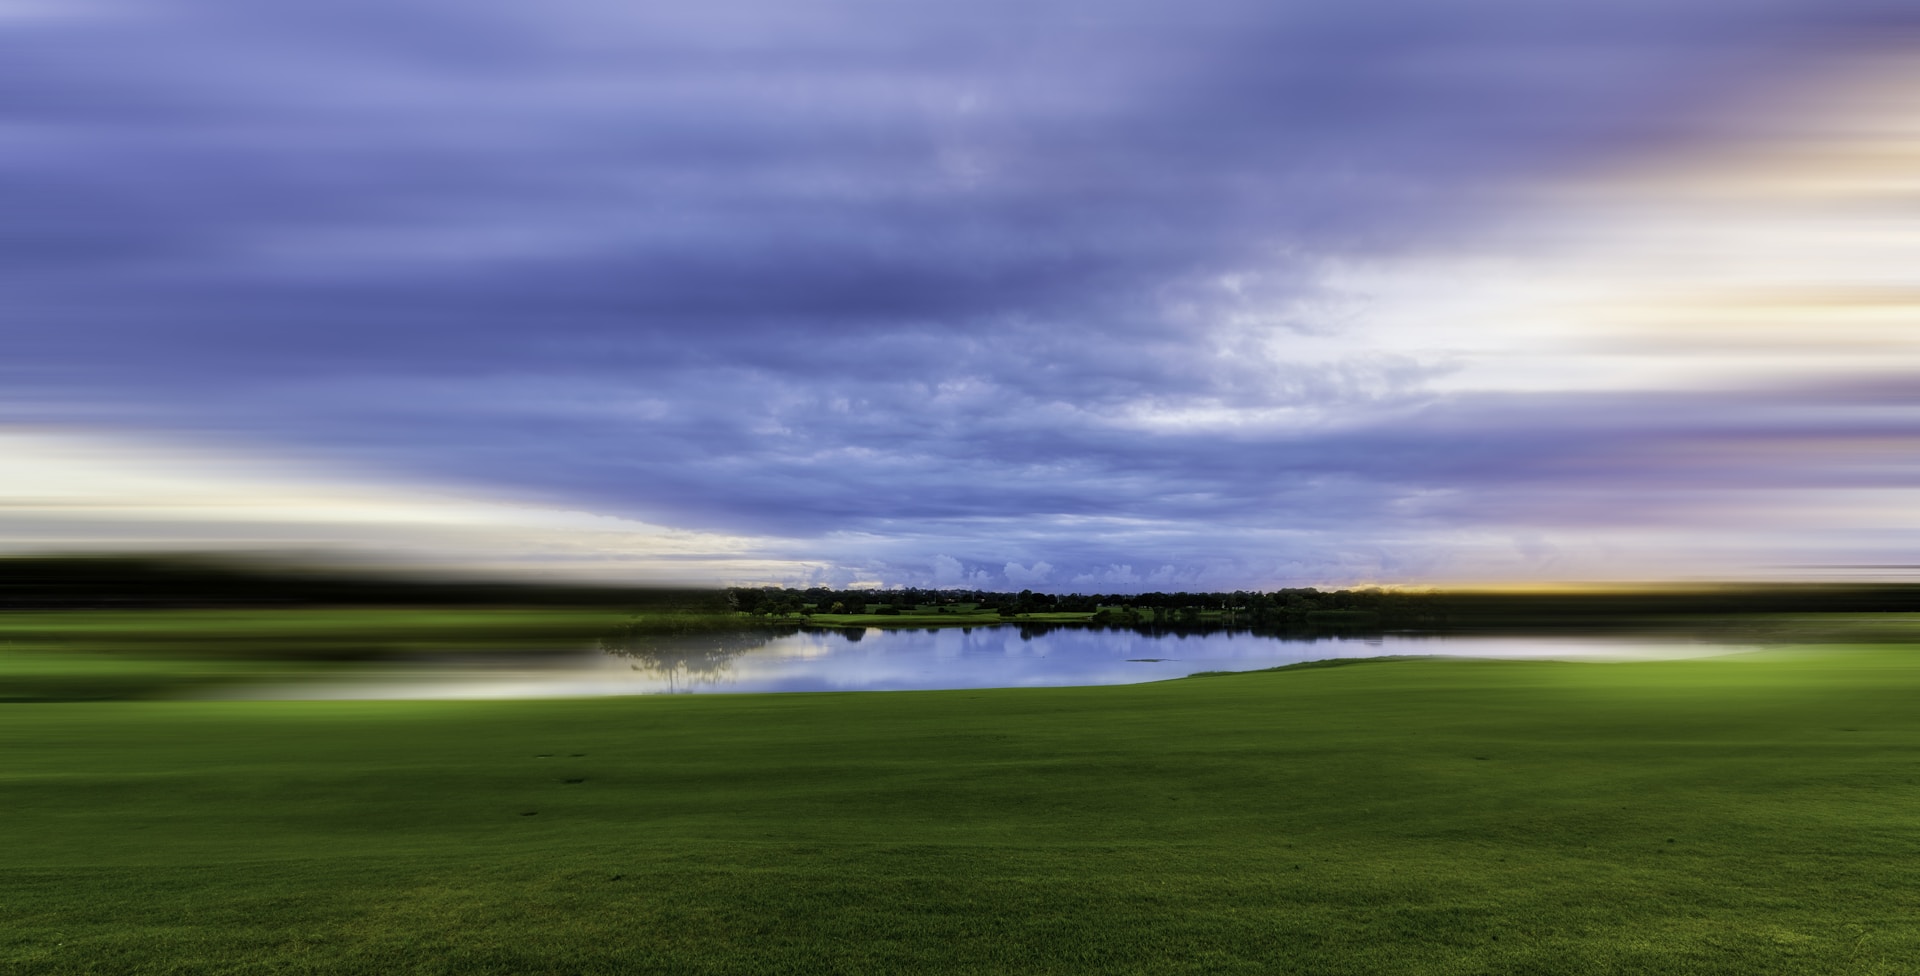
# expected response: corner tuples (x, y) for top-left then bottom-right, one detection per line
(5, 647), (1917, 974)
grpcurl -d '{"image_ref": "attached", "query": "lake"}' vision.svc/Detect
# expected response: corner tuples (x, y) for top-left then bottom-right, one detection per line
(239, 624), (1749, 700)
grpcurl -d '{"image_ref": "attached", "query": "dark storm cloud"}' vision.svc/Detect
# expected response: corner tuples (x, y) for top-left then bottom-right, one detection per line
(4, 0), (1917, 585)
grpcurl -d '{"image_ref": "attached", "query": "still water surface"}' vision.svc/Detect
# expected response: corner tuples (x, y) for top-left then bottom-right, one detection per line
(249, 626), (1746, 700)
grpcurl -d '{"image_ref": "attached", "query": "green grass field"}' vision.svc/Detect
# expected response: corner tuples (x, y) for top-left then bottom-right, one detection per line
(0, 608), (635, 701)
(6, 642), (1919, 974)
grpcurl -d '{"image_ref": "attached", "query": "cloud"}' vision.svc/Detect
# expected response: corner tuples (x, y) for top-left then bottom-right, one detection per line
(4, 1), (1920, 588)
(1003, 561), (1053, 587)
(929, 553), (969, 587)
(1099, 565), (1140, 586)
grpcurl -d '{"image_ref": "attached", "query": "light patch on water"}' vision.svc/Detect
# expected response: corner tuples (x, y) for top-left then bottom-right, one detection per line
(213, 629), (1756, 701)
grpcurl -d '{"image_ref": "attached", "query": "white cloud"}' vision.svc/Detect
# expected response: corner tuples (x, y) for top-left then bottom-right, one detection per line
(1003, 560), (1053, 586)
(930, 553), (967, 586)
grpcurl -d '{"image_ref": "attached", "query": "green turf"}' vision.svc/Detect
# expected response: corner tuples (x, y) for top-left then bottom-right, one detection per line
(0, 608), (632, 700)
(5, 646), (1919, 974)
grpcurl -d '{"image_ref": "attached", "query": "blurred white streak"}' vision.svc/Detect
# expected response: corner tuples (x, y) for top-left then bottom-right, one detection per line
(0, 427), (807, 582)
(1333, 53), (1920, 395)
(1209, 51), (1920, 584)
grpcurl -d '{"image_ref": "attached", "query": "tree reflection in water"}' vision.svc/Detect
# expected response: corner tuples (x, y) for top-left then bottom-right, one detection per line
(598, 625), (797, 692)
(600, 616), (1396, 692)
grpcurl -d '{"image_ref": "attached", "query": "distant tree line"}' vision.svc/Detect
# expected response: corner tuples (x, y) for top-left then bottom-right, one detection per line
(723, 585), (1443, 627)
(725, 583), (1920, 633)
(7, 555), (1916, 630)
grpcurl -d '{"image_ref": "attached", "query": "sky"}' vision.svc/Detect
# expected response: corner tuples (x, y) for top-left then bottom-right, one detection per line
(4, 0), (1920, 590)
